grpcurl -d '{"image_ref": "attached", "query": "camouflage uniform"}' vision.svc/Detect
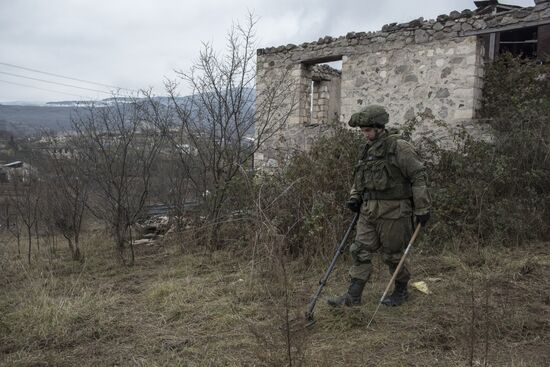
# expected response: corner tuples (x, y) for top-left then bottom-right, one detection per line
(328, 105), (430, 307)
(348, 131), (430, 283)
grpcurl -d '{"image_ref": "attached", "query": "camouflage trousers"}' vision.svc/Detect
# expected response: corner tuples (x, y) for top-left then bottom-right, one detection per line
(348, 213), (413, 283)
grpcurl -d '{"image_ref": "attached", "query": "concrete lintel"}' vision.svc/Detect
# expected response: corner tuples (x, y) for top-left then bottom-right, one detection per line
(301, 55), (344, 65)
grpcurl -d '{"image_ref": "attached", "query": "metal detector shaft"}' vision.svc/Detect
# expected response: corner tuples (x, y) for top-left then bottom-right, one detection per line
(366, 223), (422, 328)
(305, 212), (360, 320)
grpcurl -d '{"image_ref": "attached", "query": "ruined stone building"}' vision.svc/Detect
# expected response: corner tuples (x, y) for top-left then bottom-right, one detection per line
(255, 0), (550, 168)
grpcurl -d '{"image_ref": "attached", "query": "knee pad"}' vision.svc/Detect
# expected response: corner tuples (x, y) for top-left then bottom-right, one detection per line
(355, 259), (372, 268)
(350, 242), (374, 265)
(382, 252), (402, 266)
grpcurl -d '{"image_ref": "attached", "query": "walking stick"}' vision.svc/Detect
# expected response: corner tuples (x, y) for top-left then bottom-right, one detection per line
(366, 223), (422, 329)
(304, 212), (360, 326)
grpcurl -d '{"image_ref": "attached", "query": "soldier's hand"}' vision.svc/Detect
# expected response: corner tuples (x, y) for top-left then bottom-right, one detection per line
(416, 213), (430, 226)
(346, 198), (362, 213)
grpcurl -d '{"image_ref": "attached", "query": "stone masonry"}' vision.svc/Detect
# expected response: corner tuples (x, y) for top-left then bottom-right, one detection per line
(304, 64), (341, 126)
(255, 0), (550, 168)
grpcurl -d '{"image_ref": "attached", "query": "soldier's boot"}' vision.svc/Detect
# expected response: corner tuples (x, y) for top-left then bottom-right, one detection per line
(327, 278), (366, 307)
(381, 280), (409, 306)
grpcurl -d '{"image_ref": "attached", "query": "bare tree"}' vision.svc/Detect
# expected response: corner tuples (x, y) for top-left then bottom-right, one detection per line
(1, 200), (22, 256)
(158, 14), (296, 246)
(8, 169), (40, 264)
(70, 98), (163, 265)
(41, 140), (88, 262)
(151, 143), (195, 230)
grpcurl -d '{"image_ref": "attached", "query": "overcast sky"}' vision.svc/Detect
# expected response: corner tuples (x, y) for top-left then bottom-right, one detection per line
(0, 0), (536, 103)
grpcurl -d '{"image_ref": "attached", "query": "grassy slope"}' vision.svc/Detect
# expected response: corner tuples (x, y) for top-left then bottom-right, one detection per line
(1, 231), (549, 367)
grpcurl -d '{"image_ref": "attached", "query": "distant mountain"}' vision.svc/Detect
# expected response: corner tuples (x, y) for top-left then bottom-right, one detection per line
(0, 88), (255, 137)
(0, 104), (77, 136)
(45, 100), (97, 107)
(46, 97), (137, 107)
(0, 101), (48, 106)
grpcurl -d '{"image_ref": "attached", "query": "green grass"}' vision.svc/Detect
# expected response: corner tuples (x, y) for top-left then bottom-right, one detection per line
(1, 231), (549, 366)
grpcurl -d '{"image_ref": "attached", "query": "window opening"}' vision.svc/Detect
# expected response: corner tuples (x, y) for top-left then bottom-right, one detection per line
(499, 26), (538, 58)
(301, 59), (342, 126)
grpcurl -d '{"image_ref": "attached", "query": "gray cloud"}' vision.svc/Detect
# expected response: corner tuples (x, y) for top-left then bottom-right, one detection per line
(0, 0), (537, 103)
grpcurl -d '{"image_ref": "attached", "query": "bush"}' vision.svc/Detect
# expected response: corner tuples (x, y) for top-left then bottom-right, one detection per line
(422, 126), (549, 246)
(256, 126), (362, 257)
(413, 54), (550, 246)
(260, 55), (550, 257)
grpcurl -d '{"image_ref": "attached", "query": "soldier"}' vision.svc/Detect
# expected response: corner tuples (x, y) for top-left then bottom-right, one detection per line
(328, 105), (431, 307)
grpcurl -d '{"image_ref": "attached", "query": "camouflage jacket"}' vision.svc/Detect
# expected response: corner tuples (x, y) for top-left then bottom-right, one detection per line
(350, 131), (431, 219)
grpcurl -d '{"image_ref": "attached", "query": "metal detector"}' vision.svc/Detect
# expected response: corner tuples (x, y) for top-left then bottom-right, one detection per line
(304, 212), (360, 326)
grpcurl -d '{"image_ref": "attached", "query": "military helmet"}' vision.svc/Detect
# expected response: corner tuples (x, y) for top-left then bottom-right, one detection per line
(348, 105), (389, 128)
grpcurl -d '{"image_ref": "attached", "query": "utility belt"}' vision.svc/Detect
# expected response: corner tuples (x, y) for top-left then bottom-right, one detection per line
(362, 183), (413, 201)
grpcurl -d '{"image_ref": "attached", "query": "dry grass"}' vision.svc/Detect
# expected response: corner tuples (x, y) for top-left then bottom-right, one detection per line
(1, 231), (549, 366)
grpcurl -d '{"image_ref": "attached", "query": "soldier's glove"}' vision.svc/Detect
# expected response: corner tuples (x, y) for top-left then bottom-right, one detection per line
(346, 198), (362, 213)
(416, 213), (430, 227)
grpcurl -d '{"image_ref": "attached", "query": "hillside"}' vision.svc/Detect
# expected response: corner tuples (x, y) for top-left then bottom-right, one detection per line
(0, 105), (77, 136)
(0, 89), (255, 137)
(1, 231), (548, 366)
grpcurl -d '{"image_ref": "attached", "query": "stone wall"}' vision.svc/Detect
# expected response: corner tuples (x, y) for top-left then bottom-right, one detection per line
(339, 35), (483, 124)
(255, 1), (550, 168)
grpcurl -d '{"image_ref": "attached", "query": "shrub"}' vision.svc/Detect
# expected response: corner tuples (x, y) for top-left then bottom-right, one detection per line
(259, 55), (550, 256)
(256, 126), (362, 257)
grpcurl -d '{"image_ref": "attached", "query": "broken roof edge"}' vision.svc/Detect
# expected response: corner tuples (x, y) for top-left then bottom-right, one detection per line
(474, 0), (522, 9)
(461, 17), (550, 36)
(257, 2), (547, 56)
